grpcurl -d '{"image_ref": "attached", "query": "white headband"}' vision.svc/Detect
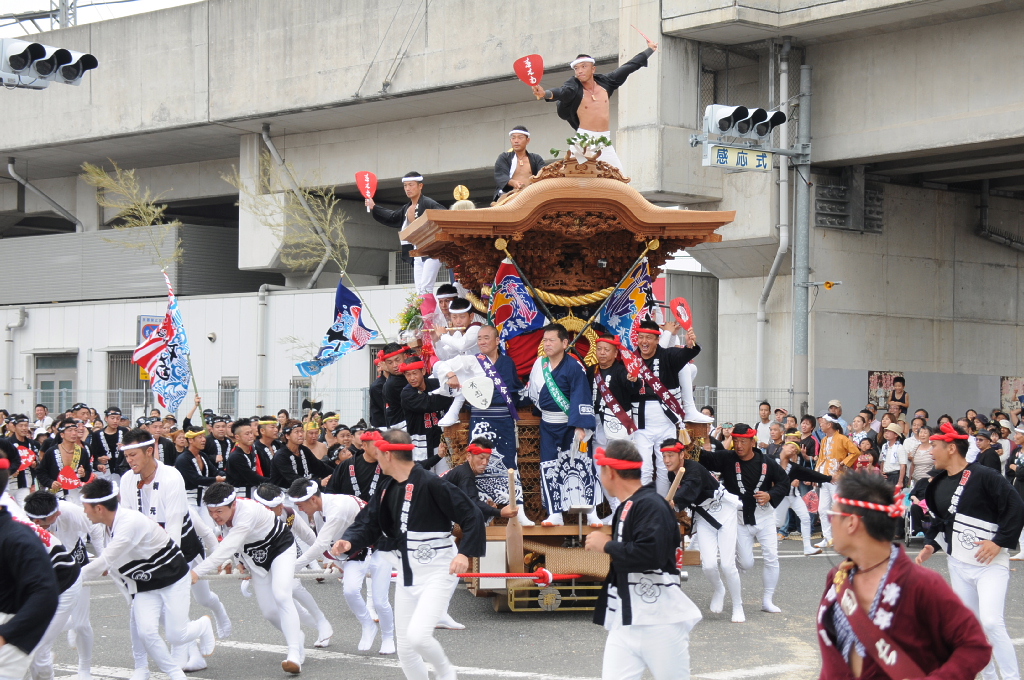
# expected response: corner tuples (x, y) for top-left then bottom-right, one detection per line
(509, 129), (530, 138)
(120, 438), (155, 452)
(403, 175), (424, 182)
(1015, 426), (1024, 436)
(435, 292), (457, 300)
(821, 414), (841, 424)
(570, 57), (595, 68)
(207, 492), (237, 508)
(290, 481), (319, 503)
(83, 486), (120, 504)
(255, 493), (284, 508)
(25, 508), (59, 519)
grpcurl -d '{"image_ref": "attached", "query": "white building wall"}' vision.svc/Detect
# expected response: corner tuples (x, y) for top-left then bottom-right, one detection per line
(0, 285), (413, 419)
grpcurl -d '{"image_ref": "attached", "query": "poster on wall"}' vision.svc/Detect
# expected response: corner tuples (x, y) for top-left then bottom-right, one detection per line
(867, 370), (904, 409)
(999, 376), (1024, 414)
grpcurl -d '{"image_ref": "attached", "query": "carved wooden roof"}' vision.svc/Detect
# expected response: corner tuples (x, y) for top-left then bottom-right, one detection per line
(399, 160), (735, 295)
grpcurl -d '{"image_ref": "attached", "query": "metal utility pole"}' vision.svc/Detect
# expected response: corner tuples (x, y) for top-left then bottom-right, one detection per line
(52, 0), (76, 29)
(792, 65), (812, 416)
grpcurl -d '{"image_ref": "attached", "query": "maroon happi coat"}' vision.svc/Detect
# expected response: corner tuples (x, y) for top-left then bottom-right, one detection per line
(817, 545), (991, 680)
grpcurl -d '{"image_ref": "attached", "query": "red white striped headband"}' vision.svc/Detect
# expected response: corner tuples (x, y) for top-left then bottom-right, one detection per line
(834, 494), (903, 518)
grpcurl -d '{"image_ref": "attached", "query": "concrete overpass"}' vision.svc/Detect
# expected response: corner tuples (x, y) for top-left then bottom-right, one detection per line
(2, 0), (1024, 415)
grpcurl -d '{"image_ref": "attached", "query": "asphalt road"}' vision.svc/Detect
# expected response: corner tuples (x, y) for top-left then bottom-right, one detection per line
(53, 538), (1024, 680)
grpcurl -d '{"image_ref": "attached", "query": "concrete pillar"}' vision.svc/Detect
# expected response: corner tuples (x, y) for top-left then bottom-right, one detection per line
(615, 0), (719, 203)
(75, 175), (101, 231)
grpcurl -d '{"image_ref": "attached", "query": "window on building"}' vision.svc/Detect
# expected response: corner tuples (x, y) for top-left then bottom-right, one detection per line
(218, 377), (239, 418)
(106, 351), (147, 412)
(290, 377), (311, 416)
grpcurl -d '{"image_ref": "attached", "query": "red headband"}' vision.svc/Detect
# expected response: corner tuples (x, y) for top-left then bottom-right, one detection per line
(731, 430), (757, 439)
(930, 422), (969, 443)
(466, 443), (493, 456)
(359, 430), (383, 442)
(375, 441), (415, 452)
(0, 458), (9, 470)
(399, 361), (425, 372)
(380, 345), (411, 360)
(636, 328), (661, 336)
(834, 494), (904, 519)
(660, 443), (685, 453)
(374, 350), (384, 366)
(594, 447), (643, 470)
(596, 335), (622, 348)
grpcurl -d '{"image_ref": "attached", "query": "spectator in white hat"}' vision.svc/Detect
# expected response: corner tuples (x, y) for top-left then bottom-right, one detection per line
(827, 399), (849, 432)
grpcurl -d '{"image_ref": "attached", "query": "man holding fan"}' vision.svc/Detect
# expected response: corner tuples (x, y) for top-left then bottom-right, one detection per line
(530, 32), (658, 171)
(365, 172), (447, 296)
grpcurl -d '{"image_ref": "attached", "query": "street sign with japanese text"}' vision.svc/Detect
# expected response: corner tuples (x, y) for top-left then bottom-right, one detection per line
(702, 144), (773, 172)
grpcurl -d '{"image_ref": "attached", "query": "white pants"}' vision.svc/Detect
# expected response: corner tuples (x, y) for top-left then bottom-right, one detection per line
(340, 558), (375, 627)
(632, 405), (676, 495)
(249, 549), (304, 664)
(189, 555), (230, 632)
(775, 492), (813, 553)
(414, 258), (443, 296)
(818, 482), (837, 543)
(948, 557), (1019, 680)
(368, 550), (396, 640)
(392, 556), (458, 680)
(694, 498), (742, 610)
(576, 128), (624, 172)
(0, 614), (30, 680)
(10, 486), (30, 506)
(29, 574), (81, 680)
(65, 585), (93, 675)
(292, 579), (330, 632)
(129, 575), (199, 680)
(735, 506), (780, 603)
(602, 618), (691, 680)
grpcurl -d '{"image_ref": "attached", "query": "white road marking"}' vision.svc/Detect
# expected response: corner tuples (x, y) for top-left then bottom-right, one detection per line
(218, 640), (602, 680)
(694, 664), (810, 679)
(55, 664), (214, 680)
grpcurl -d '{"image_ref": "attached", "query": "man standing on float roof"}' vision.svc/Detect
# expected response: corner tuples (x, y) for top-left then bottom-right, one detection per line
(530, 37), (658, 171)
(365, 171), (447, 296)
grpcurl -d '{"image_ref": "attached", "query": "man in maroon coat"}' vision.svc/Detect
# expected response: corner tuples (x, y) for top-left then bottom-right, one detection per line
(816, 471), (991, 680)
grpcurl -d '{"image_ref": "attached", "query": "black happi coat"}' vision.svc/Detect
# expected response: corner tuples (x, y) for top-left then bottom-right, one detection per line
(341, 464), (485, 586)
(698, 450), (790, 525)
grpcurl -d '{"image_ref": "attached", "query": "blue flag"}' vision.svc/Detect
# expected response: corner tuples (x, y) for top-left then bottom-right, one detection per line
(598, 257), (656, 350)
(133, 272), (191, 412)
(296, 281), (379, 377)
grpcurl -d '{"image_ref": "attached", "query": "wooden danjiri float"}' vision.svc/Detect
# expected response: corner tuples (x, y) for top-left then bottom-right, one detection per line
(399, 154), (734, 612)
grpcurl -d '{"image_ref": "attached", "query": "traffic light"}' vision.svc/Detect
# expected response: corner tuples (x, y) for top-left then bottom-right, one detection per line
(0, 38), (97, 90)
(702, 104), (786, 141)
(55, 50), (98, 85)
(703, 105), (748, 135)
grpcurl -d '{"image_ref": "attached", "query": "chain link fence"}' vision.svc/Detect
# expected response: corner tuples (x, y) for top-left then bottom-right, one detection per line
(693, 387), (794, 426)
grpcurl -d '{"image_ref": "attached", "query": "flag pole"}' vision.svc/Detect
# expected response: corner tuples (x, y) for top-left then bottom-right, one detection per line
(185, 354), (203, 424)
(492, 239), (557, 323)
(341, 270), (391, 343)
(566, 239), (660, 349)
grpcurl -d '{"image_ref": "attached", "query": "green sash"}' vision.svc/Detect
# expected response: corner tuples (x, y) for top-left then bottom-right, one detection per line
(542, 357), (570, 414)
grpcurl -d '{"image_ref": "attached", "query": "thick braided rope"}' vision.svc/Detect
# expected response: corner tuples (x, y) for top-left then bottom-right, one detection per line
(479, 285), (615, 309)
